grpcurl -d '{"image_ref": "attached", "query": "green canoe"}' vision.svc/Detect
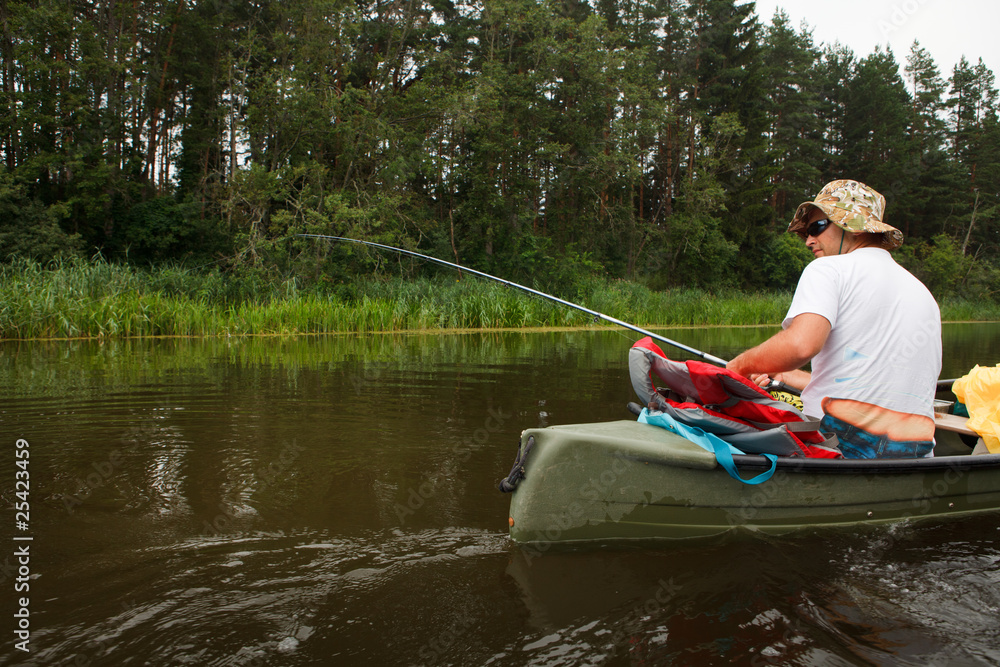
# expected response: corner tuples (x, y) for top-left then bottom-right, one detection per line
(503, 418), (1000, 546)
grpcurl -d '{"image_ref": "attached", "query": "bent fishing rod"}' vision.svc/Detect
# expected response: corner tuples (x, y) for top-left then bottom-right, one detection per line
(298, 234), (729, 365)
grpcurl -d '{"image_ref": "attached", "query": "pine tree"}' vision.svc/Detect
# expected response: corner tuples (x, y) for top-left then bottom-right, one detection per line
(813, 43), (856, 179)
(683, 0), (768, 285)
(901, 40), (957, 240)
(905, 41), (948, 150)
(949, 57), (999, 186)
(947, 57), (1000, 255)
(760, 10), (823, 223)
(841, 47), (911, 197)
(645, 0), (692, 224)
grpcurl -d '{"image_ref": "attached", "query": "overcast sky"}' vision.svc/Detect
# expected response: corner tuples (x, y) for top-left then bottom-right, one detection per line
(750, 0), (1000, 85)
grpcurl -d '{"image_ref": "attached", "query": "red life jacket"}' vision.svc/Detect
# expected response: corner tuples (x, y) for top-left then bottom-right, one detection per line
(629, 337), (841, 459)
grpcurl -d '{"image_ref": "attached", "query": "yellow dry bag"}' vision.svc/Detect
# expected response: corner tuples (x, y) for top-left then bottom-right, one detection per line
(952, 364), (1000, 454)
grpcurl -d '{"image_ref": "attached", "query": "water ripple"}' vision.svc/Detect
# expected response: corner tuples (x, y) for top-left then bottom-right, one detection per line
(17, 527), (511, 666)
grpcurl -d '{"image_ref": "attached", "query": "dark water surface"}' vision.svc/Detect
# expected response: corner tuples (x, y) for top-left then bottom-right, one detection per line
(2, 324), (1000, 666)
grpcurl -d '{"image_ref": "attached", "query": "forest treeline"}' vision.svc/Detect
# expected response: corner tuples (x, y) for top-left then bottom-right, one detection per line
(2, 0), (999, 302)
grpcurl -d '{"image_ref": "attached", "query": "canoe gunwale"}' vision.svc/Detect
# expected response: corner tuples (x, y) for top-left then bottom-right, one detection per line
(729, 452), (1000, 474)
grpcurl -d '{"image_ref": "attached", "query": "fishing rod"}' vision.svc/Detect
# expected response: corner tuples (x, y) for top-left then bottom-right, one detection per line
(298, 234), (730, 365)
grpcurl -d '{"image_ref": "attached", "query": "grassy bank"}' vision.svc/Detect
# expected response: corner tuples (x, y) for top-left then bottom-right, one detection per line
(1, 258), (997, 340)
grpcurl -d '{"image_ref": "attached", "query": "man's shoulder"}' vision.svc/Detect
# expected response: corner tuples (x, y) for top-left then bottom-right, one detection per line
(800, 248), (931, 301)
(811, 247), (898, 275)
(800, 252), (854, 278)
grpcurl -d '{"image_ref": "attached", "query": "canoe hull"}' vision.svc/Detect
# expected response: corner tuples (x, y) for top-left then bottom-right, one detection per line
(506, 420), (1000, 545)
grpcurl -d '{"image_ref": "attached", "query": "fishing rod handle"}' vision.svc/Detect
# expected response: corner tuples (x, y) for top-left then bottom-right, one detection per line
(766, 379), (801, 396)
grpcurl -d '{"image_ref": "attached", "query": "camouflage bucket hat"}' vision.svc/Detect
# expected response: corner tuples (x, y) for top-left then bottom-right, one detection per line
(788, 179), (904, 250)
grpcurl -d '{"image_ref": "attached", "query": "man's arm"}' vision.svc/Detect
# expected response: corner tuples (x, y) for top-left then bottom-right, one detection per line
(726, 313), (831, 390)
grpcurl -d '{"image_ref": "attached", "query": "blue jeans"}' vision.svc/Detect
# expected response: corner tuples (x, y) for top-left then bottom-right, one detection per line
(820, 414), (934, 459)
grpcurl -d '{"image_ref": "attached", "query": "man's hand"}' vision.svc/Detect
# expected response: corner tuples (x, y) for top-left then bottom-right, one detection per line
(749, 370), (812, 392)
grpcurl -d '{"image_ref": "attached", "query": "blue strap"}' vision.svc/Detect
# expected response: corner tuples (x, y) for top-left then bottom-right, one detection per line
(639, 409), (778, 485)
(708, 435), (778, 485)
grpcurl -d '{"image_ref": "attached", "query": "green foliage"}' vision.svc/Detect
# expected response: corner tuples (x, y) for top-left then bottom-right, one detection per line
(3, 0), (1000, 301)
(506, 235), (605, 296)
(895, 233), (1000, 302)
(758, 233), (816, 291)
(0, 170), (83, 262)
(920, 234), (967, 297)
(111, 197), (229, 264)
(3, 256), (998, 341)
(654, 212), (739, 289)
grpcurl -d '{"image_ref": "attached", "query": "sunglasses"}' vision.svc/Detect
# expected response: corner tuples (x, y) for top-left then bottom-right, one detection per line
(805, 218), (833, 238)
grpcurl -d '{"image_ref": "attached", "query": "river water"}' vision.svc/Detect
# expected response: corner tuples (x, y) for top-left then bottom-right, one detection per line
(2, 324), (1000, 666)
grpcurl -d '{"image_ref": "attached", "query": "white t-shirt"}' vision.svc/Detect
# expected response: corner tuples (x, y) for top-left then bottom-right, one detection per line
(783, 247), (942, 420)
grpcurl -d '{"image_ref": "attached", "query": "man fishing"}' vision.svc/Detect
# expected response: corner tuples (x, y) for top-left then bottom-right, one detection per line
(727, 179), (942, 458)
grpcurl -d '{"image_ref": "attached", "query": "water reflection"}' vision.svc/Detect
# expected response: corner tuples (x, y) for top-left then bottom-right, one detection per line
(1, 325), (999, 666)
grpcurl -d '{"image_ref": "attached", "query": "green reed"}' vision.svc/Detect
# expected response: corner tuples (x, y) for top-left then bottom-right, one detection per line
(939, 298), (1000, 322)
(1, 258), (997, 340)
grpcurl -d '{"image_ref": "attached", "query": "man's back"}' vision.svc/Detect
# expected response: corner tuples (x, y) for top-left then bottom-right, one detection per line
(787, 247), (941, 420)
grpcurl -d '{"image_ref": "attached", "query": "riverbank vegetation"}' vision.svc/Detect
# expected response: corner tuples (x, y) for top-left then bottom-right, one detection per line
(3, 0), (1000, 336)
(1, 258), (996, 340)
